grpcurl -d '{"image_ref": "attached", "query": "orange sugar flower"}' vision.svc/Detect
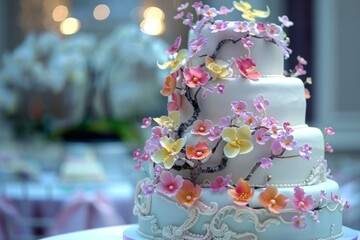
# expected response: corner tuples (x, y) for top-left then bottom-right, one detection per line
(160, 75), (176, 96)
(176, 179), (202, 207)
(258, 186), (290, 214)
(228, 178), (254, 206)
(186, 141), (212, 160)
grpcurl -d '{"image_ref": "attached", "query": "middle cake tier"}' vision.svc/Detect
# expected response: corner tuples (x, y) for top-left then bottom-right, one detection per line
(178, 77), (306, 126)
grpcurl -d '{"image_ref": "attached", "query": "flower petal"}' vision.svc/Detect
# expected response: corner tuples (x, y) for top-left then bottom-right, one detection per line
(173, 137), (187, 153)
(224, 143), (240, 158)
(151, 148), (169, 164)
(238, 140), (254, 154)
(163, 155), (176, 169)
(237, 125), (251, 140)
(160, 137), (175, 152)
(222, 127), (237, 143)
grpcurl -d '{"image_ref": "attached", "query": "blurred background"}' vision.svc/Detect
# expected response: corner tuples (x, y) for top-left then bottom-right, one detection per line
(0, 0), (358, 239)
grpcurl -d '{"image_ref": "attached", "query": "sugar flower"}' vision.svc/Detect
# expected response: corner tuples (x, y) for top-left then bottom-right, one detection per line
(271, 139), (283, 155)
(243, 112), (259, 127)
(260, 157), (273, 169)
(154, 165), (164, 178)
(228, 178), (254, 206)
(331, 193), (342, 204)
(166, 36), (181, 55)
(189, 35), (208, 57)
(133, 148), (141, 160)
(210, 174), (231, 192)
(192, 1), (203, 9)
(209, 20), (228, 33)
(151, 137), (186, 169)
(305, 88), (311, 99)
(254, 128), (270, 145)
(283, 122), (294, 134)
(217, 84), (225, 94)
(176, 180), (202, 207)
(297, 56), (308, 65)
(242, 37), (254, 49)
(201, 5), (217, 18)
(279, 133), (297, 151)
(191, 119), (213, 135)
(141, 152), (150, 161)
(278, 15), (294, 28)
(141, 117), (152, 129)
(231, 100), (248, 115)
(324, 127), (335, 135)
(235, 58), (261, 80)
(177, 2), (189, 11)
(160, 75), (176, 97)
(220, 116), (232, 128)
(168, 93), (181, 112)
(265, 23), (282, 39)
(293, 186), (315, 212)
(325, 143), (334, 153)
(217, 6), (234, 15)
(233, 21), (249, 32)
(269, 124), (280, 138)
(186, 141), (212, 160)
(343, 200), (350, 210)
(258, 186), (289, 214)
(292, 215), (307, 230)
(208, 125), (223, 142)
(154, 111), (180, 130)
(141, 180), (155, 196)
(320, 190), (328, 200)
(221, 126), (254, 158)
(253, 95), (270, 113)
(298, 144), (312, 161)
(174, 11), (184, 20)
(206, 56), (231, 79)
(157, 49), (188, 73)
(233, 1), (270, 22)
(156, 171), (184, 197)
(183, 66), (210, 88)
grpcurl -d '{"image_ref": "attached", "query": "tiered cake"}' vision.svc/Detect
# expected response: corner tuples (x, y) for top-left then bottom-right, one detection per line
(125, 1), (351, 239)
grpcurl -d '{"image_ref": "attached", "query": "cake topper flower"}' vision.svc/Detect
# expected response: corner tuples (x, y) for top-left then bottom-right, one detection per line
(228, 178), (254, 206)
(233, 1), (270, 22)
(221, 125), (254, 158)
(151, 136), (187, 169)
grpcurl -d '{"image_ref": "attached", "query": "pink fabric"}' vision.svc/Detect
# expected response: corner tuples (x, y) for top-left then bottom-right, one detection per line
(0, 195), (29, 240)
(49, 192), (124, 235)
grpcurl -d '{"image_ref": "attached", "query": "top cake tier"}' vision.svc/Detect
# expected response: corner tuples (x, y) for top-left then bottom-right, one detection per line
(189, 22), (285, 76)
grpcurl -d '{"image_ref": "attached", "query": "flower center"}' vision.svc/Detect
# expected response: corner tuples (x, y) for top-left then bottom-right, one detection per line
(199, 126), (205, 132)
(196, 151), (203, 157)
(237, 193), (248, 202)
(285, 140), (291, 146)
(193, 77), (199, 83)
(147, 186), (153, 191)
(299, 201), (304, 206)
(270, 199), (276, 205)
(186, 195), (192, 201)
(168, 185), (174, 190)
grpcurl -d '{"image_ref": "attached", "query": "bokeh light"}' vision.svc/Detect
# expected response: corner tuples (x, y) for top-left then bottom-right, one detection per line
(60, 17), (80, 35)
(143, 6), (164, 21)
(93, 4), (110, 20)
(52, 5), (69, 22)
(140, 18), (164, 36)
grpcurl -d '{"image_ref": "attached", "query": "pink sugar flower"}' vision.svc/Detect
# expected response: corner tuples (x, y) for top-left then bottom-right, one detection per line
(295, 64), (307, 76)
(231, 100), (248, 115)
(279, 133), (297, 151)
(174, 11), (184, 20)
(257, 22), (266, 32)
(320, 190), (328, 200)
(271, 139), (283, 155)
(325, 143), (334, 153)
(260, 157), (273, 169)
(183, 13), (194, 26)
(325, 127), (335, 135)
(141, 180), (155, 195)
(166, 36), (182, 55)
(183, 66), (210, 88)
(283, 122), (294, 134)
(154, 165), (164, 178)
(191, 119), (213, 135)
(292, 215), (307, 230)
(331, 193), (342, 204)
(208, 125), (222, 142)
(243, 112), (258, 127)
(189, 35), (208, 57)
(297, 56), (308, 65)
(133, 148), (141, 160)
(209, 20), (228, 33)
(298, 144), (312, 161)
(168, 93), (180, 112)
(210, 174), (231, 192)
(144, 136), (161, 154)
(269, 124), (280, 138)
(293, 186), (315, 212)
(220, 116), (232, 128)
(201, 5), (217, 18)
(192, 1), (203, 9)
(254, 128), (270, 145)
(242, 37), (254, 49)
(344, 200), (350, 210)
(141, 117), (152, 128)
(141, 152), (150, 161)
(265, 23), (282, 39)
(235, 58), (261, 80)
(233, 21), (249, 33)
(262, 118), (279, 129)
(177, 2), (189, 11)
(216, 84), (225, 94)
(156, 171), (184, 197)
(217, 6), (234, 15)
(253, 95), (270, 113)
(278, 15), (294, 28)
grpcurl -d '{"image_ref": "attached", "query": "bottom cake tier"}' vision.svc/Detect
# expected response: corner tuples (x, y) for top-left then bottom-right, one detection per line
(133, 179), (347, 240)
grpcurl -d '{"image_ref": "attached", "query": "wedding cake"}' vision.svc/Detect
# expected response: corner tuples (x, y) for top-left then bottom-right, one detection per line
(125, 1), (352, 239)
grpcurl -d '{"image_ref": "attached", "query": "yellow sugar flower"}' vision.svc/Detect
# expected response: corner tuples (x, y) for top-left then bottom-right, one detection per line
(154, 111), (180, 130)
(206, 56), (231, 79)
(151, 137), (187, 169)
(157, 49), (188, 73)
(233, 1), (270, 22)
(221, 126), (254, 158)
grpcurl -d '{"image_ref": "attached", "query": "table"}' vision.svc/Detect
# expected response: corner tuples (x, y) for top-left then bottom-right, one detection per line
(40, 224), (133, 240)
